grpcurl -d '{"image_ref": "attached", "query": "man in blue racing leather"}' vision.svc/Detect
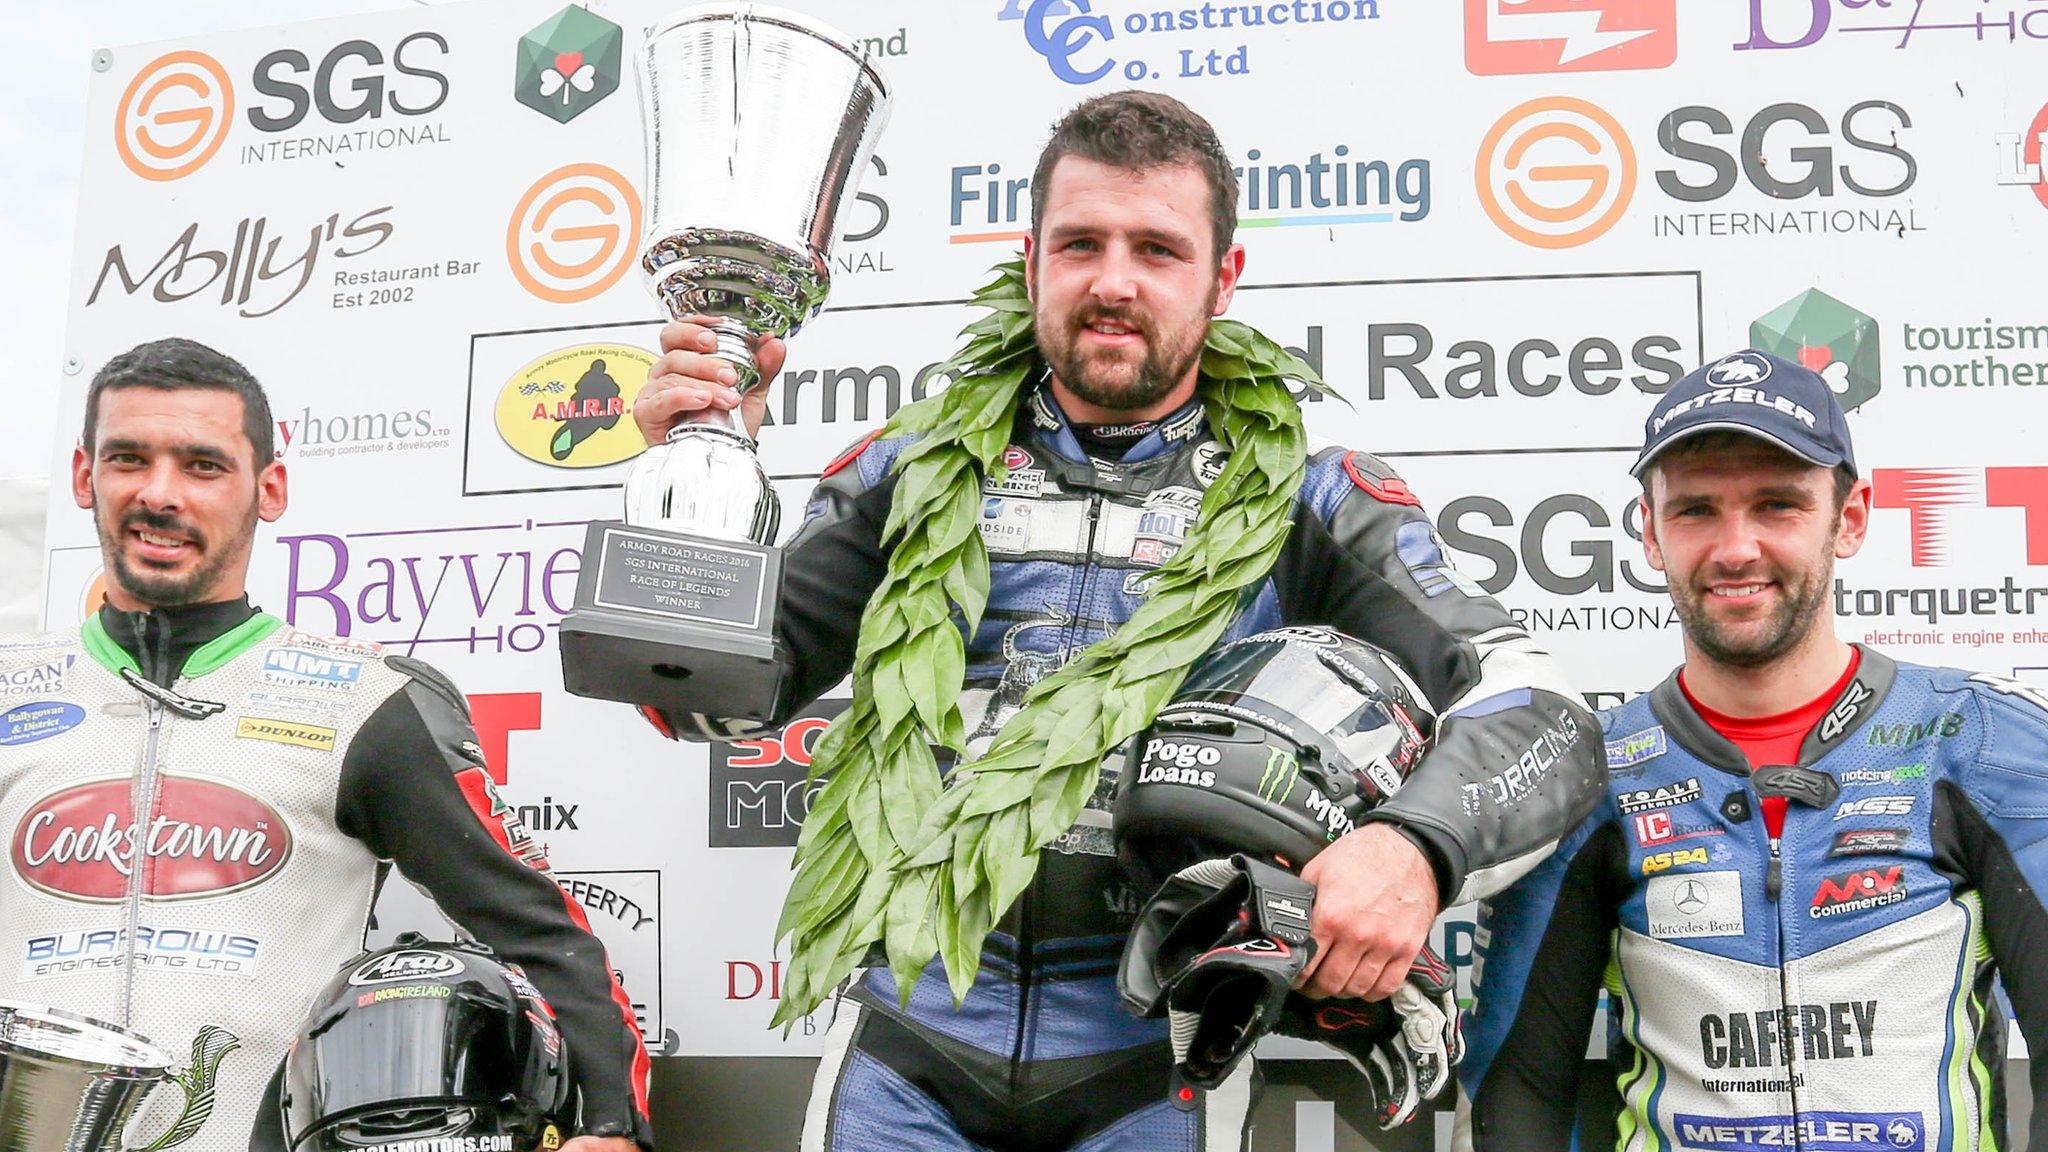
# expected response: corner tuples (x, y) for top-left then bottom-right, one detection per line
(1461, 349), (2048, 1151)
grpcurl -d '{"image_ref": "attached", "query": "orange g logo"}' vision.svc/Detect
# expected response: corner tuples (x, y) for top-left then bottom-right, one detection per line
(115, 51), (234, 182)
(1476, 96), (1635, 250)
(506, 162), (643, 304)
(82, 571), (110, 620)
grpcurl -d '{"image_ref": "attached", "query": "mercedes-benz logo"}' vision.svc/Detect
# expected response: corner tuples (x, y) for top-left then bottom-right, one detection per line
(1674, 880), (1708, 914)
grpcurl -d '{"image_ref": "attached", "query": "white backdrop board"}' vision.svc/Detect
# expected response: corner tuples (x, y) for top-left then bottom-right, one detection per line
(45, 1), (2044, 1147)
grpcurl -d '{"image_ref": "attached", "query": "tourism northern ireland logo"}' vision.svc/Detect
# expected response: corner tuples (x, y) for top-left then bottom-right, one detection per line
(515, 5), (623, 124)
(1750, 289), (1881, 414)
(494, 344), (657, 469)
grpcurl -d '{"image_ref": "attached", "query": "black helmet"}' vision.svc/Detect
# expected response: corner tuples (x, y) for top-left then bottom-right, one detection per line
(281, 934), (572, 1152)
(1114, 626), (1434, 893)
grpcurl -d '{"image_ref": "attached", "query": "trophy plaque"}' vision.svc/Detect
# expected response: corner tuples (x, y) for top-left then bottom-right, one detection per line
(560, 3), (890, 721)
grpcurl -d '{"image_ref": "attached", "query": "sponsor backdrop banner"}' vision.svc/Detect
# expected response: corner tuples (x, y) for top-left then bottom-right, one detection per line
(45, 0), (2040, 1146)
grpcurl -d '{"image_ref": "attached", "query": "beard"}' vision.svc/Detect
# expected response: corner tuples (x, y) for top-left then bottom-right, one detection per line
(1035, 283), (1215, 412)
(98, 502), (254, 610)
(1669, 525), (1838, 670)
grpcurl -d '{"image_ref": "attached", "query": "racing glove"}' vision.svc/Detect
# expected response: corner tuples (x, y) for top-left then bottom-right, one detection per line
(1118, 855), (1317, 1097)
(1274, 947), (1463, 1129)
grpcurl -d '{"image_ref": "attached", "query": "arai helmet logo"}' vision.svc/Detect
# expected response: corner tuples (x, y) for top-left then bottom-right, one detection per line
(349, 949), (466, 985)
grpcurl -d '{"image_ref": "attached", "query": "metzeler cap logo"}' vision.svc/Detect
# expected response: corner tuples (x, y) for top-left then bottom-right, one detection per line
(515, 5), (623, 124)
(495, 344), (657, 469)
(349, 949), (466, 985)
(11, 776), (293, 901)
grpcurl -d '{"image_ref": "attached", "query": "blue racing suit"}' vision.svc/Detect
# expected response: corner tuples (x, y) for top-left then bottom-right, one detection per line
(1462, 648), (2048, 1152)
(649, 382), (1603, 1151)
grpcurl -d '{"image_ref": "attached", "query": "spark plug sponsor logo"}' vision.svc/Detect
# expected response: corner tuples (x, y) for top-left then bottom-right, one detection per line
(1477, 96), (1635, 248)
(1463, 0), (1677, 75)
(0, 701), (86, 746)
(1672, 1111), (1921, 1152)
(1699, 1000), (1877, 1069)
(1003, 0), (1385, 86)
(494, 345), (657, 469)
(24, 925), (263, 980)
(1810, 865), (1907, 917)
(1618, 776), (1700, 814)
(1829, 828), (1908, 858)
(11, 776), (292, 901)
(1833, 795), (1912, 820)
(349, 948), (465, 985)
(115, 51), (235, 181)
(709, 704), (844, 847)
(86, 206), (395, 319)
(1459, 707), (1581, 813)
(506, 163), (642, 304)
(2, 656), (77, 699)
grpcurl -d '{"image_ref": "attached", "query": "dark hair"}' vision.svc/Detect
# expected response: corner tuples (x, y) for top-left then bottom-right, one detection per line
(1030, 90), (1239, 260)
(83, 338), (275, 468)
(1640, 429), (1857, 510)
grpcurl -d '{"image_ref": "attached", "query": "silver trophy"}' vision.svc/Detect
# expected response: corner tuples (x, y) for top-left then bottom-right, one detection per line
(560, 2), (891, 721)
(0, 1002), (235, 1152)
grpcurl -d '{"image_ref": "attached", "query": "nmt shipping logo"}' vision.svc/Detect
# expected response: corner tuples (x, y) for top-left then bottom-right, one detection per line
(1001, 0), (1385, 85)
(951, 142), (1429, 245)
(708, 703), (846, 848)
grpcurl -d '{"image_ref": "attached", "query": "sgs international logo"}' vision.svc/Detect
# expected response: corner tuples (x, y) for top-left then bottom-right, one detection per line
(506, 163), (643, 304)
(1475, 95), (1635, 249)
(494, 345), (658, 469)
(115, 51), (236, 182)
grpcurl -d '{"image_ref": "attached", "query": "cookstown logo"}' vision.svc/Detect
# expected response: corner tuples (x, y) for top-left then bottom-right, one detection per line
(515, 5), (623, 123)
(506, 163), (643, 303)
(115, 51), (235, 182)
(1477, 95), (1635, 248)
(11, 776), (293, 902)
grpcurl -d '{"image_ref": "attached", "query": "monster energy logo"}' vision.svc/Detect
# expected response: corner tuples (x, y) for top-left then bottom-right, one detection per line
(1258, 747), (1299, 805)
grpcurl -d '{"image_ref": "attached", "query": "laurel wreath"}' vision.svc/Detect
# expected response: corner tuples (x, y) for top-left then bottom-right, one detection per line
(772, 258), (1322, 1025)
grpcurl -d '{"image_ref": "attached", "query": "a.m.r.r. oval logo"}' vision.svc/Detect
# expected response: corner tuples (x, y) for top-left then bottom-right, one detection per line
(506, 162), (643, 304)
(115, 50), (235, 182)
(1476, 96), (1635, 250)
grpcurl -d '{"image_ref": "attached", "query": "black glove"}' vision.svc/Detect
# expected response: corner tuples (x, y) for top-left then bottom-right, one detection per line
(1274, 947), (1463, 1129)
(1118, 855), (1317, 1098)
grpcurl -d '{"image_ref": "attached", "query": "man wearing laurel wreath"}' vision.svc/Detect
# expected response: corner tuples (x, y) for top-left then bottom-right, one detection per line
(0, 338), (651, 1152)
(636, 92), (1603, 1151)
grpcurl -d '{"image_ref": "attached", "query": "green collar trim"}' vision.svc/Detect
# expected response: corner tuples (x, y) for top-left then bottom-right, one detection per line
(79, 611), (285, 680)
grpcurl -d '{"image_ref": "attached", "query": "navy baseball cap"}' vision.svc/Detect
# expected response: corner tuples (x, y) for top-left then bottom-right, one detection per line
(1630, 349), (1857, 480)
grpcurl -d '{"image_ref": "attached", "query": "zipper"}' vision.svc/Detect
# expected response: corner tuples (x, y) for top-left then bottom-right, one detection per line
(1009, 883), (1034, 1102)
(1062, 493), (1105, 656)
(122, 610), (169, 1028)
